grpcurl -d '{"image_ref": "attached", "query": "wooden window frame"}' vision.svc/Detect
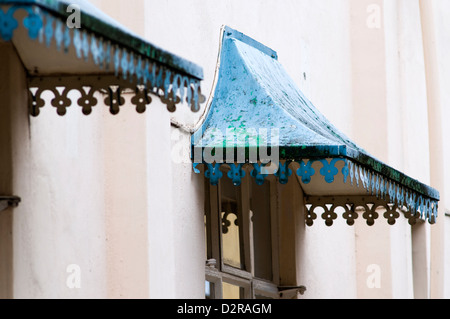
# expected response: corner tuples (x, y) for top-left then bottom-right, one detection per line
(204, 168), (280, 300)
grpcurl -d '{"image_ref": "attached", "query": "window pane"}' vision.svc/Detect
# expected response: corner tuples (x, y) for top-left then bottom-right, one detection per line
(222, 282), (244, 299)
(205, 281), (215, 299)
(221, 171), (244, 270)
(251, 179), (273, 281)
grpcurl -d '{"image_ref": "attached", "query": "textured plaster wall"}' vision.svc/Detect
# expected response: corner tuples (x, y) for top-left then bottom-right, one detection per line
(142, 0), (358, 299)
(5, 0), (448, 299)
(11, 71), (108, 297)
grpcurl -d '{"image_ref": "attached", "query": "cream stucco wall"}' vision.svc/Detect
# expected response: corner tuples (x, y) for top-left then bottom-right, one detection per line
(2, 0), (449, 299)
(110, 0), (449, 299)
(138, 0), (358, 299)
(2, 47), (109, 298)
(419, 0), (450, 299)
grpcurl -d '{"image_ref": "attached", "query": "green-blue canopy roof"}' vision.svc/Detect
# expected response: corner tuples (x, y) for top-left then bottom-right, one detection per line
(0, 0), (204, 114)
(192, 26), (439, 225)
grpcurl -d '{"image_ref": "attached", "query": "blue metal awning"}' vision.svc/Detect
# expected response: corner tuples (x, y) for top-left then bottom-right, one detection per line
(192, 26), (439, 226)
(0, 0), (204, 115)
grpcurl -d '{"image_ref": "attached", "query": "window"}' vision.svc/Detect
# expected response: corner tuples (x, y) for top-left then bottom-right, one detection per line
(204, 165), (280, 299)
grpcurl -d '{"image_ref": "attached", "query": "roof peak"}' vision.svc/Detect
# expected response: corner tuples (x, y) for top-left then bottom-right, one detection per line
(192, 26), (440, 206)
(222, 25), (278, 60)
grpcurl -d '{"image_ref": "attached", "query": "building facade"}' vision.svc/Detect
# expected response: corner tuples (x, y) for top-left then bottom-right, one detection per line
(0, 0), (449, 299)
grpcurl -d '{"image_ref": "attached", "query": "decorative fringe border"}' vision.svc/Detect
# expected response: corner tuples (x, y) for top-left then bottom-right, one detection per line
(193, 160), (438, 225)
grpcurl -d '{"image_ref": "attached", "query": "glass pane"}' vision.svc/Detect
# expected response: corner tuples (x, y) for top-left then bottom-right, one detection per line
(251, 179), (273, 281)
(222, 282), (244, 300)
(221, 171), (244, 269)
(204, 213), (210, 260)
(221, 208), (242, 268)
(205, 281), (215, 299)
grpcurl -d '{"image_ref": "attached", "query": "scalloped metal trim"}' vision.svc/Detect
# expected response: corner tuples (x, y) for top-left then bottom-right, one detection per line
(0, 5), (204, 114)
(305, 196), (418, 227)
(193, 160), (438, 226)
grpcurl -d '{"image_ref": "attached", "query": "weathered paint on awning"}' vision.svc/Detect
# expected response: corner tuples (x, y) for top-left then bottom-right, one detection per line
(0, 0), (204, 114)
(192, 26), (439, 226)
